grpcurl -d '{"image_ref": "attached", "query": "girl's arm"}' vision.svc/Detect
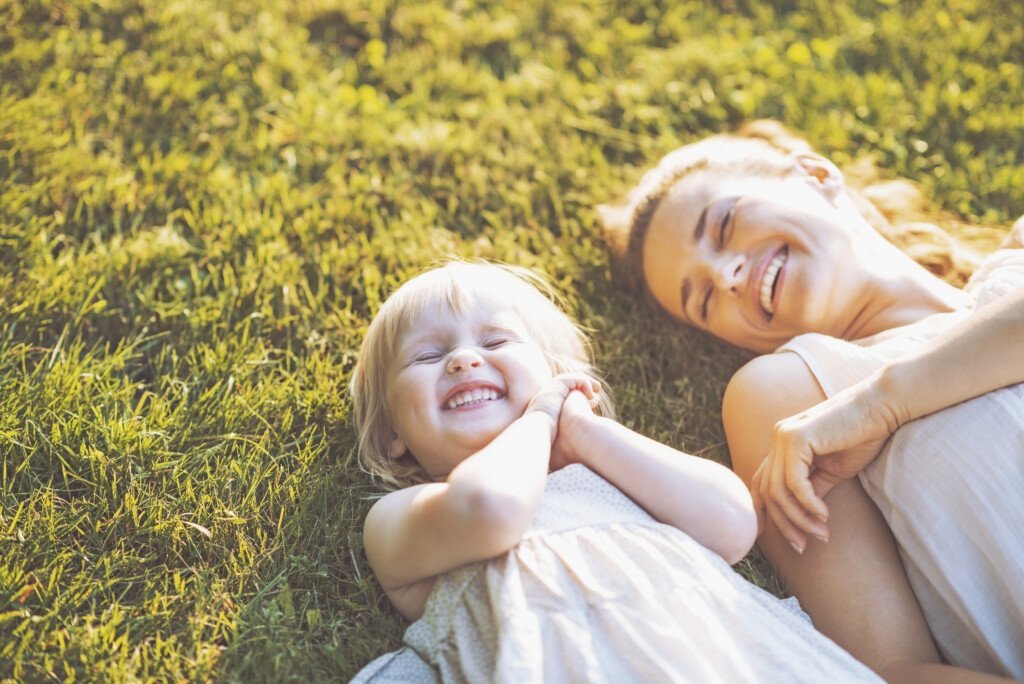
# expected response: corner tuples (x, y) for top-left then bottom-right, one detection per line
(554, 392), (757, 564)
(752, 284), (1024, 548)
(363, 375), (598, 619)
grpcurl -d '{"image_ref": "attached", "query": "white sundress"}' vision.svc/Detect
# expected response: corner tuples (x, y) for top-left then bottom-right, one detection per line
(779, 248), (1024, 677)
(352, 464), (881, 683)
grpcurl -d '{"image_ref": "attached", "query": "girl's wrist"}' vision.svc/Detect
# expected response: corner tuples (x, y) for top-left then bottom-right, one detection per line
(559, 411), (606, 465)
(523, 406), (558, 443)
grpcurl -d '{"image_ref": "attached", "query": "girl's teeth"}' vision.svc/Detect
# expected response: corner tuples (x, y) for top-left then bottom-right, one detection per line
(447, 389), (500, 409)
(759, 252), (787, 315)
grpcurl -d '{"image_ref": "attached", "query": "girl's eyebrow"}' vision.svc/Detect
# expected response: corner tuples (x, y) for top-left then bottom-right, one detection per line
(481, 322), (518, 334)
(395, 327), (440, 353)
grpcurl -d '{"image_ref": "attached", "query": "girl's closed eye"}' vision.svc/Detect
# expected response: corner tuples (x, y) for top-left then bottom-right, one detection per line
(413, 350), (445, 364)
(482, 336), (510, 349)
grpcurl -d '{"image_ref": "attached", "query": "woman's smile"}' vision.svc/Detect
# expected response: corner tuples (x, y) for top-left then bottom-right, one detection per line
(756, 246), (788, 318)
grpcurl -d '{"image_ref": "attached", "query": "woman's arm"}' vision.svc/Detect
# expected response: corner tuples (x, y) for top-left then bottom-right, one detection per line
(723, 354), (1017, 682)
(364, 375), (598, 619)
(554, 392), (757, 564)
(753, 285), (1024, 543)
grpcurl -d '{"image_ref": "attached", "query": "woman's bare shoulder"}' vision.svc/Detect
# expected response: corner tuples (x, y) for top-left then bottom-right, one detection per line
(724, 352), (826, 406)
(1001, 215), (1024, 249)
(722, 352), (828, 480)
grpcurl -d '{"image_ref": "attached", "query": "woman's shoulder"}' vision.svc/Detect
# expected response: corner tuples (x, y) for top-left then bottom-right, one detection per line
(1001, 215), (1024, 249)
(966, 247), (1024, 309)
(773, 333), (886, 398)
(723, 351), (829, 478)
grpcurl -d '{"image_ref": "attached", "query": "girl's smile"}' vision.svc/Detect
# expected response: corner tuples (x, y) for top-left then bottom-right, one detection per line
(443, 382), (506, 411)
(385, 293), (553, 477)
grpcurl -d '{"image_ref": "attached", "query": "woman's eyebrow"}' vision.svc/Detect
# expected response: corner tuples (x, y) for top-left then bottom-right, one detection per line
(677, 206), (709, 323)
(693, 206), (709, 244)
(680, 279), (693, 324)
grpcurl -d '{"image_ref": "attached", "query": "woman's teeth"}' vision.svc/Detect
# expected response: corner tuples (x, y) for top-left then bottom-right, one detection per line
(759, 251), (787, 315)
(447, 388), (500, 409)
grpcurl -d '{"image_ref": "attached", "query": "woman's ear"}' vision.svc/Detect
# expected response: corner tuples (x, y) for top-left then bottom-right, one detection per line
(388, 434), (407, 459)
(792, 151), (844, 201)
(596, 202), (633, 257)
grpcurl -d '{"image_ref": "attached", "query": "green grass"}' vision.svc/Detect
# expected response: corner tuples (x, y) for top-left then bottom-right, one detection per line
(1, 0), (1021, 680)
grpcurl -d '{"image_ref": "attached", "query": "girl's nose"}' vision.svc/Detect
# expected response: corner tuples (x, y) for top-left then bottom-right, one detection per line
(712, 253), (746, 295)
(446, 349), (484, 374)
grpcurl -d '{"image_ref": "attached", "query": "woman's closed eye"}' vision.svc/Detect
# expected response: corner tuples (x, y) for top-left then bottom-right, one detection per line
(717, 196), (739, 247)
(701, 286), (713, 322)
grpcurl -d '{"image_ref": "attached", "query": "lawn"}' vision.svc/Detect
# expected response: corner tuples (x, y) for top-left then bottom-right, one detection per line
(1, 0), (1021, 681)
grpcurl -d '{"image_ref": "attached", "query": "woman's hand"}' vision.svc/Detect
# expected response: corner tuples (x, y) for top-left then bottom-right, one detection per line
(525, 374), (601, 442)
(751, 379), (901, 554)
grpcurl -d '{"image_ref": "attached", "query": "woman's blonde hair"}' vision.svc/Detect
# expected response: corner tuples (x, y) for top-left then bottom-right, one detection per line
(600, 120), (1000, 310)
(350, 261), (614, 490)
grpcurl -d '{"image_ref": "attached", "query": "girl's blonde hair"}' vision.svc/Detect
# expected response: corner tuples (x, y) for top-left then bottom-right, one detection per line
(350, 261), (614, 490)
(600, 120), (1001, 310)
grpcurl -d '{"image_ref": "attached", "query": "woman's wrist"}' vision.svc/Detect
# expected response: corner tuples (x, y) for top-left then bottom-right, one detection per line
(868, 363), (913, 433)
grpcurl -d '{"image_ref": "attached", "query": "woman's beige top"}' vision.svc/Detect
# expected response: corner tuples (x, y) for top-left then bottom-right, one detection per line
(780, 248), (1024, 678)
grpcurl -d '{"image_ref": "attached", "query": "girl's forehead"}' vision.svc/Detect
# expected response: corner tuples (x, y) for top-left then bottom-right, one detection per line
(397, 289), (528, 339)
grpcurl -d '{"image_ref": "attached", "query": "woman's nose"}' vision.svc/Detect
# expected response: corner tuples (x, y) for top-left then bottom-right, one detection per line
(711, 253), (746, 295)
(446, 349), (484, 374)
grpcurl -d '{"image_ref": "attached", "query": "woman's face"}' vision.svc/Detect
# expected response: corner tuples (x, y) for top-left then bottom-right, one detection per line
(642, 163), (874, 352)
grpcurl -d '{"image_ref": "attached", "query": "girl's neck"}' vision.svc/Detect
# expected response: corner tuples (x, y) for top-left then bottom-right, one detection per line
(842, 248), (972, 341)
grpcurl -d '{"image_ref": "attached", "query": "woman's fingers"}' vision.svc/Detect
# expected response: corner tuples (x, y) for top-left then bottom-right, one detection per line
(783, 445), (830, 524)
(769, 444), (828, 544)
(749, 464), (768, 535)
(763, 489), (809, 554)
(756, 457), (806, 554)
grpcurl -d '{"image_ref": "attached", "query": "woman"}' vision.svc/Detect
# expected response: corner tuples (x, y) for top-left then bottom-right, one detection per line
(600, 121), (1024, 682)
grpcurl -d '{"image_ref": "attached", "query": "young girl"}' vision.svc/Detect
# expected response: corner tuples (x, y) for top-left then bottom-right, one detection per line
(349, 261), (881, 682)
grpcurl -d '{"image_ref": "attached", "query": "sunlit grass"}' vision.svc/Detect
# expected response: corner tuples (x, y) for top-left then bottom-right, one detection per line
(1, 0), (1020, 680)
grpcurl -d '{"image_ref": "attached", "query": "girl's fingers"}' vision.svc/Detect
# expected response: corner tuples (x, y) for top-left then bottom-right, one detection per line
(555, 373), (599, 399)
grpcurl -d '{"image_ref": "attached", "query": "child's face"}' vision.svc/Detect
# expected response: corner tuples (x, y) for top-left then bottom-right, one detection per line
(385, 291), (553, 477)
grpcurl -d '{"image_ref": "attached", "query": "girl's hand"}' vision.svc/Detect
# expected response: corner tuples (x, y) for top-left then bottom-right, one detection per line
(751, 381), (899, 554)
(525, 374), (601, 440)
(550, 390), (599, 471)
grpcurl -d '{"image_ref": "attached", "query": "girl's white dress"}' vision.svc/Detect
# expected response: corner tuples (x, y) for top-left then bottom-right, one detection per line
(779, 248), (1024, 677)
(353, 464), (880, 683)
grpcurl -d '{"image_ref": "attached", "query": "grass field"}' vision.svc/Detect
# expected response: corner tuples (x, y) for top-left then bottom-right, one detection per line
(1, 0), (1021, 680)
